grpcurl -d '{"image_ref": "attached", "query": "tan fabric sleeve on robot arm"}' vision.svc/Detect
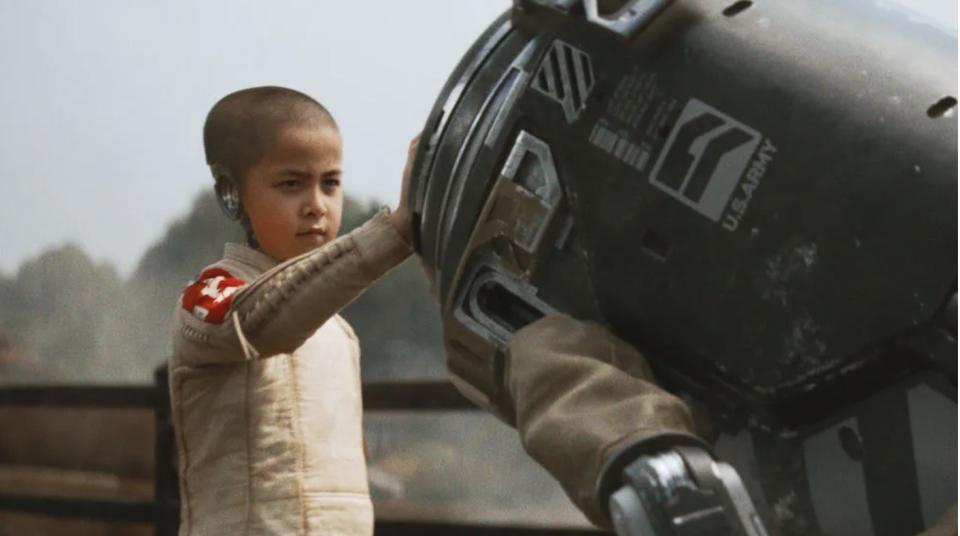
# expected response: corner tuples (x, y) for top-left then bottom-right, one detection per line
(174, 210), (411, 365)
(504, 314), (700, 527)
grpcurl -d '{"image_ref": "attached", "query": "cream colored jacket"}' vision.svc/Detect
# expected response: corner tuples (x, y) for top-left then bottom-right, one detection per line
(169, 212), (410, 535)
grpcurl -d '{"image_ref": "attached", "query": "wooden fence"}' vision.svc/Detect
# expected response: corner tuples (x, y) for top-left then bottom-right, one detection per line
(0, 368), (606, 535)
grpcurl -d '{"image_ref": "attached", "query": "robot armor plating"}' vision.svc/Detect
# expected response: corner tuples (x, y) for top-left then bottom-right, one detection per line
(410, 1), (957, 535)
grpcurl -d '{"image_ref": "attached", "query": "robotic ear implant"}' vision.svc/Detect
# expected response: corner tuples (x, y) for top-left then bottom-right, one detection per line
(211, 164), (242, 221)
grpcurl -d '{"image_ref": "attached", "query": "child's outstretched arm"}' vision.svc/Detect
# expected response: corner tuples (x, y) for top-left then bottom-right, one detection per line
(173, 136), (419, 366)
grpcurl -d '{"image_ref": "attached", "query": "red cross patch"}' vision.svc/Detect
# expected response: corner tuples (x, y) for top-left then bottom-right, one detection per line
(181, 268), (246, 324)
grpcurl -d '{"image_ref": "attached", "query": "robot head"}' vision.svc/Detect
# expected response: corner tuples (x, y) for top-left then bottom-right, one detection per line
(409, 0), (957, 427)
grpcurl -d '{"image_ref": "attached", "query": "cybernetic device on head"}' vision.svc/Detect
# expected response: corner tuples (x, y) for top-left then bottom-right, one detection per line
(410, 1), (956, 534)
(212, 163), (244, 221)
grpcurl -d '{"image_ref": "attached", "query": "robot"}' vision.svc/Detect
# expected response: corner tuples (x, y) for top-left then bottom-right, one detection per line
(408, 1), (957, 534)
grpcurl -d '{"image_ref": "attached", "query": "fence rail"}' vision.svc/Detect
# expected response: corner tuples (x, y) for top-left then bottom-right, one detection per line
(0, 494), (162, 523)
(0, 381), (472, 411)
(0, 385), (157, 408)
(0, 370), (605, 535)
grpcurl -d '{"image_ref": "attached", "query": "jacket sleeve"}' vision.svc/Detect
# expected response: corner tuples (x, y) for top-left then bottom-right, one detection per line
(172, 210), (411, 366)
(504, 313), (701, 528)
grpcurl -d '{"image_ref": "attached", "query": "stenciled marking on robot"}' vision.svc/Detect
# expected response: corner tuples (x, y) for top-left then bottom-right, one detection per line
(532, 39), (594, 123)
(589, 120), (653, 171)
(649, 98), (776, 231)
(587, 69), (678, 173)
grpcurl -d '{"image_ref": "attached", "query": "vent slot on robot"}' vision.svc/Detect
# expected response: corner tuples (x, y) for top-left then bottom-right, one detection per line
(722, 1), (753, 17)
(927, 96), (957, 118)
(455, 267), (556, 347)
(475, 279), (545, 334)
(596, 0), (632, 16)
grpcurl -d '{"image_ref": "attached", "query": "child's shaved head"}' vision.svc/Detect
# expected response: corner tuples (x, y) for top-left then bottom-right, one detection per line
(204, 86), (338, 181)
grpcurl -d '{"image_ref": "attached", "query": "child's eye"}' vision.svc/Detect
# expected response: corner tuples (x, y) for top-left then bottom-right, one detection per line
(277, 179), (300, 189)
(322, 178), (341, 189)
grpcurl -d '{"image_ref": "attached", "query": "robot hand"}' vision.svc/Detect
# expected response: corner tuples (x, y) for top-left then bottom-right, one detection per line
(610, 447), (769, 536)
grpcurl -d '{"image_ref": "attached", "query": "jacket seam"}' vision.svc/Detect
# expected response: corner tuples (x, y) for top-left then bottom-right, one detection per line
(300, 491), (371, 499)
(244, 364), (252, 536)
(182, 325), (211, 344)
(238, 491), (372, 504)
(288, 355), (310, 535)
(240, 240), (354, 338)
(171, 370), (193, 534)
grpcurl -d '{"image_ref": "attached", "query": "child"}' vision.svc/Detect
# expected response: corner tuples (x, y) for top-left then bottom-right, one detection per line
(169, 86), (416, 535)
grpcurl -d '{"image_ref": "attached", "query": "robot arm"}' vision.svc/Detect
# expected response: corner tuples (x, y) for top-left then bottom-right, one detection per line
(505, 314), (769, 534)
(610, 447), (768, 536)
(413, 0), (956, 532)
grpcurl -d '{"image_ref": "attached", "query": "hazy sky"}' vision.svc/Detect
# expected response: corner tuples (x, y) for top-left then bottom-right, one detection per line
(0, 1), (510, 276)
(0, 0), (954, 276)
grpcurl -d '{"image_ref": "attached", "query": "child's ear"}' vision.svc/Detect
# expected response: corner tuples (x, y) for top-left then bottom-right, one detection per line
(211, 163), (243, 221)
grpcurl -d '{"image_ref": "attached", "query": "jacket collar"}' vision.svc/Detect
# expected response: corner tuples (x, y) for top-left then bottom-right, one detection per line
(223, 242), (277, 275)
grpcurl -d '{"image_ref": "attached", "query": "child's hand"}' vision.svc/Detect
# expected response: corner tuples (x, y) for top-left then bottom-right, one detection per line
(388, 133), (421, 243)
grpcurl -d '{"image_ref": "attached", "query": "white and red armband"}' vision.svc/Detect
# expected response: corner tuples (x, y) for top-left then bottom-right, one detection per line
(181, 268), (246, 324)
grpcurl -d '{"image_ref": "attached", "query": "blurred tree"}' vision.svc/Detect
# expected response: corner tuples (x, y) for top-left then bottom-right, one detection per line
(338, 198), (446, 380)
(0, 190), (445, 383)
(0, 245), (124, 382)
(109, 192), (247, 372)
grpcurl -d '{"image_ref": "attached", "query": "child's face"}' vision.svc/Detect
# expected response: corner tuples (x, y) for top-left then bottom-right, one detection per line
(240, 124), (344, 262)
